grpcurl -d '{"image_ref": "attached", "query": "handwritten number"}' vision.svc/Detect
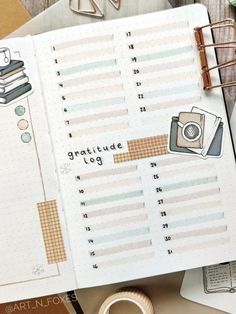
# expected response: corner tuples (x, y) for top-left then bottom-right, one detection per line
(140, 107), (146, 112)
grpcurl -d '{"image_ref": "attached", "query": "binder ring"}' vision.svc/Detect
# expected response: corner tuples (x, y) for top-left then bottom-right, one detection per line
(195, 19), (236, 90)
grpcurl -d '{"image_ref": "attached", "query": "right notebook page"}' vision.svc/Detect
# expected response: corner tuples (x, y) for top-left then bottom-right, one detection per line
(181, 97), (236, 314)
(34, 4), (236, 288)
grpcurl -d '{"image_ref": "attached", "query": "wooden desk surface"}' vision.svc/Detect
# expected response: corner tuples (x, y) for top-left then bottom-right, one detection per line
(19, 0), (236, 18)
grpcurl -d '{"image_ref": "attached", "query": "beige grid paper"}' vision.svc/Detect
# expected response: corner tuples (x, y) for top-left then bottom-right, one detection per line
(38, 200), (67, 264)
(114, 134), (169, 163)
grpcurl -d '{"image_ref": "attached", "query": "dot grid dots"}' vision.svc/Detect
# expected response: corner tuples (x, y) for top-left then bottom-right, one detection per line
(113, 134), (169, 163)
(37, 200), (67, 264)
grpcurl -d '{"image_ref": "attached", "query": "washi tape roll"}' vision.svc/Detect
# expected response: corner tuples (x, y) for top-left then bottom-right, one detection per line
(229, 0), (236, 6)
(0, 47), (11, 67)
(98, 288), (155, 314)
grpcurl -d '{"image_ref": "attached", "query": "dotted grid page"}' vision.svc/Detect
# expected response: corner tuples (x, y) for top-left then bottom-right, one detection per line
(34, 4), (236, 288)
(0, 37), (76, 303)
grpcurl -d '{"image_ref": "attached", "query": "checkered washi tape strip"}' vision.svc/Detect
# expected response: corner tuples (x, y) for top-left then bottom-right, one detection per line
(114, 134), (169, 163)
(114, 152), (132, 163)
(128, 134), (168, 151)
(38, 200), (67, 264)
(129, 146), (168, 159)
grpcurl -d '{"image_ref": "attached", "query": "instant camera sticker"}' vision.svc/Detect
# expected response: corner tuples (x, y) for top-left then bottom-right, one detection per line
(169, 107), (223, 159)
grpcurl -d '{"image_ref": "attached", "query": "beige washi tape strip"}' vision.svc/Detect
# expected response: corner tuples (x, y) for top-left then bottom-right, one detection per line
(98, 288), (155, 314)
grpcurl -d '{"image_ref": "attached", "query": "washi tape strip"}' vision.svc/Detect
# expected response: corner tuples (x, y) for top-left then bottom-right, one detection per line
(98, 288), (154, 314)
(113, 134), (169, 163)
(37, 200), (67, 264)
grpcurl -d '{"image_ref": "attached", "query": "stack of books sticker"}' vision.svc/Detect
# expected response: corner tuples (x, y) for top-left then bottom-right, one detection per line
(0, 59), (32, 105)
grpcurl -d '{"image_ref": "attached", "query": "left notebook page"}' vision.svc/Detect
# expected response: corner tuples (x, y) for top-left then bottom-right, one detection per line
(0, 37), (76, 303)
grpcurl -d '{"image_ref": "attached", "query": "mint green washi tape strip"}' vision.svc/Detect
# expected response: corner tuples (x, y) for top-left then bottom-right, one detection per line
(229, 0), (236, 6)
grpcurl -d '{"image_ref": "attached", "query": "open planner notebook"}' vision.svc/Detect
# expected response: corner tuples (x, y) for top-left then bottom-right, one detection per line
(1, 3), (236, 303)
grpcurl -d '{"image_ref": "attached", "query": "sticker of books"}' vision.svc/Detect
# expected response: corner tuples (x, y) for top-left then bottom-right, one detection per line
(0, 47), (32, 105)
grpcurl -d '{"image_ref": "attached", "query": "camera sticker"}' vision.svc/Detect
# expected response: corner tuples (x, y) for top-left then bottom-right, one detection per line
(169, 107), (223, 159)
